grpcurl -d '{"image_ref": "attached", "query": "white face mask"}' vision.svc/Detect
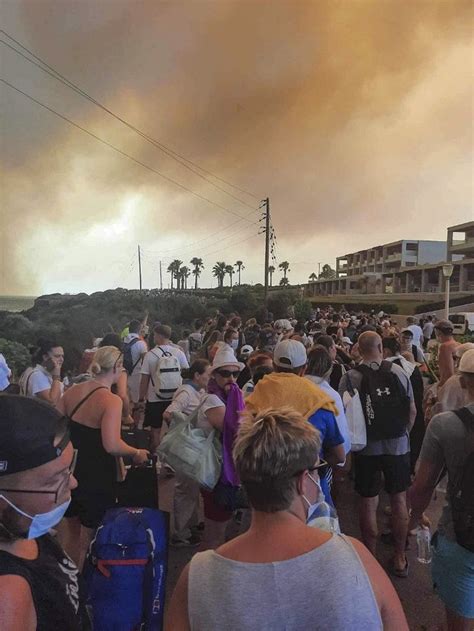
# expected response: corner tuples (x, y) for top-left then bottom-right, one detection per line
(230, 339), (239, 351)
(0, 494), (71, 539)
(302, 474), (340, 534)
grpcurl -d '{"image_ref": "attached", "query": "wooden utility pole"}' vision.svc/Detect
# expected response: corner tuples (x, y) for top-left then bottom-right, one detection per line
(159, 260), (163, 290)
(264, 197), (270, 304)
(138, 244), (142, 290)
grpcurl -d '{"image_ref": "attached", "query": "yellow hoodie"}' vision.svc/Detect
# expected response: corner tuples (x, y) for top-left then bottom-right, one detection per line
(245, 372), (338, 419)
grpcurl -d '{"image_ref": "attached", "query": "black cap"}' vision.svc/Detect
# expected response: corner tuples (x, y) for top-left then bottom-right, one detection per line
(0, 395), (70, 477)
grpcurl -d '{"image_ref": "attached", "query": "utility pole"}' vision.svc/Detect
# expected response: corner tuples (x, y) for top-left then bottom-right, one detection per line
(264, 197), (270, 304)
(138, 244), (142, 290)
(159, 260), (163, 291)
(318, 262), (322, 278)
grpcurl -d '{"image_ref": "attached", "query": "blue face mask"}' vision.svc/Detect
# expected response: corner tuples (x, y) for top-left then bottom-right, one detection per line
(0, 494), (71, 539)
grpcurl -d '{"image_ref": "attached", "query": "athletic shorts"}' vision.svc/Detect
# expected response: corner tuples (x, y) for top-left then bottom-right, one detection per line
(143, 401), (170, 429)
(432, 532), (474, 619)
(65, 488), (116, 528)
(354, 453), (411, 498)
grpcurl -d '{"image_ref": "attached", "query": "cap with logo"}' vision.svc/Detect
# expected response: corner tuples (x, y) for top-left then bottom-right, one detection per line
(0, 395), (70, 477)
(274, 339), (307, 369)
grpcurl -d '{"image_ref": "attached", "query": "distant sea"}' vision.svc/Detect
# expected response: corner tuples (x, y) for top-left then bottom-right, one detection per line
(0, 295), (37, 312)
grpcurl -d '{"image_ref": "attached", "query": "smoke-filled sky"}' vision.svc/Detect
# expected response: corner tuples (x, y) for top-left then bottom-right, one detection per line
(1, 0), (473, 296)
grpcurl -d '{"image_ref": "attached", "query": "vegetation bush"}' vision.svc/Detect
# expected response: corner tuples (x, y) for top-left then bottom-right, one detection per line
(0, 338), (31, 379)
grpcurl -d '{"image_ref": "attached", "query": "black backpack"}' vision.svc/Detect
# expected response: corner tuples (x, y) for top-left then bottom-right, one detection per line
(123, 337), (141, 375)
(451, 407), (474, 552)
(355, 361), (411, 441)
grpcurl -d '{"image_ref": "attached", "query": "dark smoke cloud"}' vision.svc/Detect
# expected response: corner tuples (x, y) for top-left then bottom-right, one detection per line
(1, 0), (472, 294)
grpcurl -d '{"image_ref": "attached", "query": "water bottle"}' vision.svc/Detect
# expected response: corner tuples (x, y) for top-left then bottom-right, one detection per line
(416, 526), (432, 564)
(308, 501), (341, 534)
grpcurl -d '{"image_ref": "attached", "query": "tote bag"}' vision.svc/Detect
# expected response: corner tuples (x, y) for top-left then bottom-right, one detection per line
(157, 402), (222, 490)
(342, 383), (367, 452)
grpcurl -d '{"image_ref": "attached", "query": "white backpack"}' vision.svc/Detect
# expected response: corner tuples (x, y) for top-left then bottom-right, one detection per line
(151, 347), (182, 400)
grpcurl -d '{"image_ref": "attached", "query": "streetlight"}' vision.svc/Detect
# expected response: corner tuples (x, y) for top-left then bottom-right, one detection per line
(442, 263), (454, 319)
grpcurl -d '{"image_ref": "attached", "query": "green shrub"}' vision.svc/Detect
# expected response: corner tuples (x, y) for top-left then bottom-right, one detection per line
(0, 338), (31, 380)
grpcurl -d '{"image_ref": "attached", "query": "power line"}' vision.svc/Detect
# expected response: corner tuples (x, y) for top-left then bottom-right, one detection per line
(132, 207), (259, 258)
(1, 77), (255, 223)
(0, 30), (259, 205)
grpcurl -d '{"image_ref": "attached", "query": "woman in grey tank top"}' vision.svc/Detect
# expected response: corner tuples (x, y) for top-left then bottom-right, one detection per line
(167, 407), (407, 631)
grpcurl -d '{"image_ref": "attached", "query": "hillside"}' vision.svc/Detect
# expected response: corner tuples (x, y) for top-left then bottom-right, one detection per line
(0, 286), (299, 374)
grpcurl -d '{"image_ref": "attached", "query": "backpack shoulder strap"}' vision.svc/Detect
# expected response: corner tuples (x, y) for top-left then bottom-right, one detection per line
(453, 407), (474, 429)
(380, 360), (393, 372)
(69, 386), (108, 419)
(157, 346), (171, 357)
(24, 368), (41, 395)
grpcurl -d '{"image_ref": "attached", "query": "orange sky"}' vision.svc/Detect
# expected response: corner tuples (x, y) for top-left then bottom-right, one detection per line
(1, 0), (473, 295)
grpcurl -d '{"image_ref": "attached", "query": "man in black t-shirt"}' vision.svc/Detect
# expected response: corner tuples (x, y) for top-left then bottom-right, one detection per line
(0, 395), (90, 630)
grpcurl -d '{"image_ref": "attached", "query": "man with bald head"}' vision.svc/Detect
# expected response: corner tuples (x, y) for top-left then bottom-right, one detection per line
(339, 331), (416, 578)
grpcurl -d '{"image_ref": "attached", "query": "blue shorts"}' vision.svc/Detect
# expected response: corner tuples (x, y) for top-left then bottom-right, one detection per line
(432, 532), (474, 619)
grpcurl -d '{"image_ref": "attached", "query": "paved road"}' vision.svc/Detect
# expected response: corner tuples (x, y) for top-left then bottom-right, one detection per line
(159, 474), (446, 630)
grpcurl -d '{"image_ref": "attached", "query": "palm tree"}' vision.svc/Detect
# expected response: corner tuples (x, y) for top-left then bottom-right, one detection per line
(278, 261), (290, 284)
(268, 265), (275, 286)
(309, 272), (318, 282)
(167, 259), (182, 289)
(279, 277), (290, 286)
(190, 257), (204, 290)
(225, 264), (234, 287)
(212, 261), (227, 288)
(234, 260), (245, 285)
(180, 266), (191, 289)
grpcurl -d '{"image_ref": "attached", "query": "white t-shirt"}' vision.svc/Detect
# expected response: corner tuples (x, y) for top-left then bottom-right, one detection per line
(195, 394), (225, 435)
(166, 383), (205, 417)
(20, 365), (64, 398)
(0, 354), (11, 391)
(407, 324), (424, 348)
(422, 321), (434, 341)
(124, 333), (148, 403)
(140, 345), (189, 402)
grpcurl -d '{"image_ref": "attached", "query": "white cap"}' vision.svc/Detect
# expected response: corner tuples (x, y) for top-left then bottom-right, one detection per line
(274, 339), (307, 369)
(455, 343), (474, 359)
(274, 319), (293, 332)
(211, 346), (245, 372)
(341, 336), (353, 345)
(459, 349), (474, 373)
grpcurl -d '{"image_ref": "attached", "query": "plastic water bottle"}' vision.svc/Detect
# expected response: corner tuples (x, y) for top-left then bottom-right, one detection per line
(308, 501), (341, 534)
(416, 526), (432, 564)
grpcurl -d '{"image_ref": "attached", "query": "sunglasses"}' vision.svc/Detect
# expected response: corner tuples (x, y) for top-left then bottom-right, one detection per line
(215, 369), (240, 378)
(0, 449), (78, 504)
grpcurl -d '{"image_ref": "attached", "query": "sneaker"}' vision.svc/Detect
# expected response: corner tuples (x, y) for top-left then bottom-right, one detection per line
(170, 534), (201, 548)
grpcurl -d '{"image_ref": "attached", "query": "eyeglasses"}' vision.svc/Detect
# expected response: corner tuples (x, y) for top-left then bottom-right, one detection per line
(215, 369), (240, 378)
(0, 449), (78, 504)
(294, 460), (328, 478)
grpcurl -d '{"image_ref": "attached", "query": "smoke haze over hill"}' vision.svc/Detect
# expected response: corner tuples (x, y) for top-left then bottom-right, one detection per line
(1, 0), (472, 294)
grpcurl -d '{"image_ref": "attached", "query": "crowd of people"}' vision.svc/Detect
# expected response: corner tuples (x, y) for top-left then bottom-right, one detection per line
(0, 306), (473, 630)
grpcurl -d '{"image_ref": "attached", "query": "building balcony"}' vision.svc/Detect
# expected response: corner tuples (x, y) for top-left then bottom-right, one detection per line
(449, 238), (474, 256)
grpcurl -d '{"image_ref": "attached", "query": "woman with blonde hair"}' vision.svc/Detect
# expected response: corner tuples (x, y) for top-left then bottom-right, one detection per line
(167, 407), (408, 631)
(56, 346), (150, 568)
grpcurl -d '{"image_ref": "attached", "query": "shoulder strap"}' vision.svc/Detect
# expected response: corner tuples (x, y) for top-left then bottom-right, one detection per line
(24, 368), (41, 395)
(380, 360), (392, 373)
(157, 346), (172, 357)
(69, 386), (108, 419)
(453, 407), (474, 428)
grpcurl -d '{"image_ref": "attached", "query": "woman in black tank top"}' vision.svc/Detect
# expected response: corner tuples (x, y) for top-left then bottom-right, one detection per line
(56, 346), (149, 569)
